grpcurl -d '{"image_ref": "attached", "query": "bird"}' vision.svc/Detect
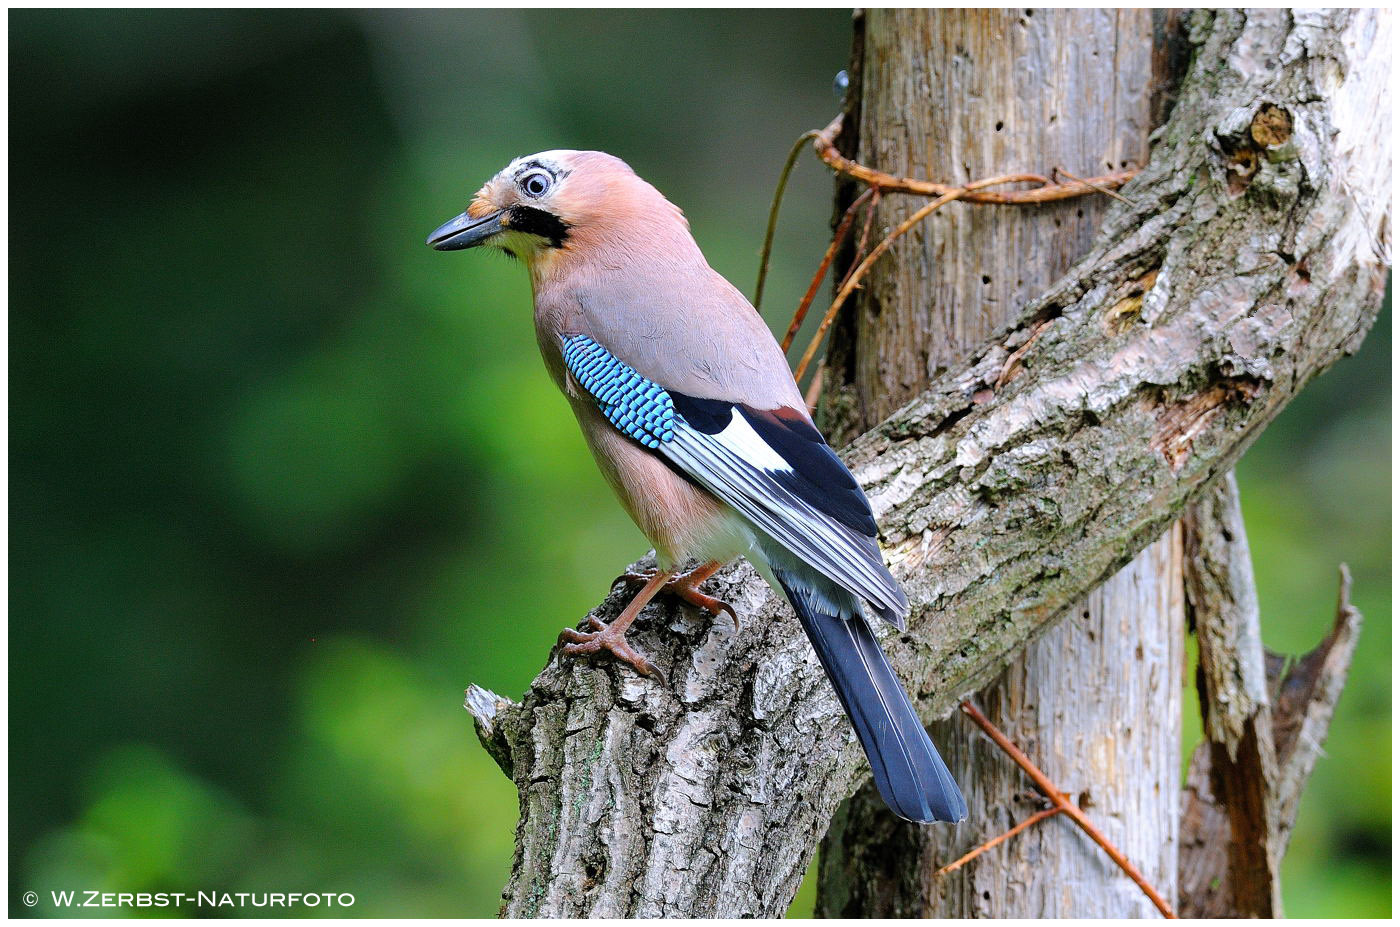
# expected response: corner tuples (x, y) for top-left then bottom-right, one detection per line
(427, 150), (966, 824)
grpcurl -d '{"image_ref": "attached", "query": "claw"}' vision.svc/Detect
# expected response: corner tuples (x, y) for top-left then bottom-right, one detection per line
(638, 658), (665, 684)
(676, 588), (740, 629)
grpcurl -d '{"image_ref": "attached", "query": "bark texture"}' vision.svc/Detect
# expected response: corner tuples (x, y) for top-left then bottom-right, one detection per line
(1177, 474), (1363, 917)
(814, 10), (1182, 918)
(468, 9), (1389, 917)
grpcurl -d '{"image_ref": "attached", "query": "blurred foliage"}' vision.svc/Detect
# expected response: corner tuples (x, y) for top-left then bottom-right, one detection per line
(8, 9), (1389, 919)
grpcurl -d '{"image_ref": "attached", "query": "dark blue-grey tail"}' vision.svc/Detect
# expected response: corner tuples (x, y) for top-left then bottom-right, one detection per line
(774, 571), (967, 824)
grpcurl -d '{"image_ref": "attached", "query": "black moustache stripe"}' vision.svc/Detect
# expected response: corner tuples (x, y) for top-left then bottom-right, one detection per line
(506, 205), (571, 249)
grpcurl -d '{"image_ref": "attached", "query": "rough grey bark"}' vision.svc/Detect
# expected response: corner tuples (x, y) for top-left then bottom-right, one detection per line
(467, 8), (1389, 917)
(813, 10), (1182, 918)
(1178, 474), (1363, 917)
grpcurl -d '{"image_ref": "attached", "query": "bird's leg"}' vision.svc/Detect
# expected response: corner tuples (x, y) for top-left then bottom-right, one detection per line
(560, 569), (672, 679)
(613, 559), (738, 627)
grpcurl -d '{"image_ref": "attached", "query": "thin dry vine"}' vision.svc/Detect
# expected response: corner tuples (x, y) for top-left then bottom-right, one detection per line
(758, 113), (1141, 384)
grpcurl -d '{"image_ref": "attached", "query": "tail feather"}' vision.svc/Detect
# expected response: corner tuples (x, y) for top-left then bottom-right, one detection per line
(774, 570), (966, 824)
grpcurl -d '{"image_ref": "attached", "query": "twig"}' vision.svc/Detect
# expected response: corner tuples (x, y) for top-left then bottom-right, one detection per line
(960, 701), (1177, 918)
(780, 188), (873, 353)
(793, 174), (1034, 383)
(1053, 165), (1133, 204)
(802, 360), (824, 413)
(995, 317), (1055, 388)
(811, 113), (1139, 205)
(936, 806), (1063, 876)
(835, 186), (880, 295)
(753, 131), (820, 312)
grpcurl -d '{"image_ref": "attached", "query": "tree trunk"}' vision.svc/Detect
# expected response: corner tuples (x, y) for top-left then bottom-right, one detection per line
(815, 10), (1182, 917)
(468, 9), (1388, 917)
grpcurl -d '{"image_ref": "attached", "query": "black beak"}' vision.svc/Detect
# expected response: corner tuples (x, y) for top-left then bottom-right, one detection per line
(426, 209), (505, 251)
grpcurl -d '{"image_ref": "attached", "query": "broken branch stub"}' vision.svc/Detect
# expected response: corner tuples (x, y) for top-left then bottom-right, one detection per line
(1178, 474), (1362, 918)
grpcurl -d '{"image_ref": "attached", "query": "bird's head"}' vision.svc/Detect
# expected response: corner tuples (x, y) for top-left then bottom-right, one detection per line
(426, 149), (690, 270)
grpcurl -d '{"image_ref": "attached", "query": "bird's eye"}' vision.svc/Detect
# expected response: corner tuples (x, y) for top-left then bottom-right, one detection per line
(520, 170), (553, 198)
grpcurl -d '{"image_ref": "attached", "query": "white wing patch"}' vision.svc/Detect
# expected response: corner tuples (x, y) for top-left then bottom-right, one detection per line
(659, 413), (907, 623)
(711, 407), (792, 472)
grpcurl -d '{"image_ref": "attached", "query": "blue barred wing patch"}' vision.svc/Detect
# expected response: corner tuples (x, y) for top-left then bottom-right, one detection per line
(561, 335), (675, 448)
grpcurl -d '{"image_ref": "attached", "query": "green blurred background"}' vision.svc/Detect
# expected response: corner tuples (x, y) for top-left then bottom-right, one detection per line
(9, 9), (1389, 918)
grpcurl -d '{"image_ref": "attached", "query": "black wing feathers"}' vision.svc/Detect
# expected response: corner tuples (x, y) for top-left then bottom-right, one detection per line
(739, 406), (878, 537)
(668, 392), (735, 435)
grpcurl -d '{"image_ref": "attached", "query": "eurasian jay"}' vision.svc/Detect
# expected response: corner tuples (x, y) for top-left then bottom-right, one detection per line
(428, 150), (966, 824)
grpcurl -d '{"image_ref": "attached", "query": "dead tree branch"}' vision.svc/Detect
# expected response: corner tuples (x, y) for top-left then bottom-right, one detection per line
(1178, 474), (1364, 917)
(467, 9), (1388, 917)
